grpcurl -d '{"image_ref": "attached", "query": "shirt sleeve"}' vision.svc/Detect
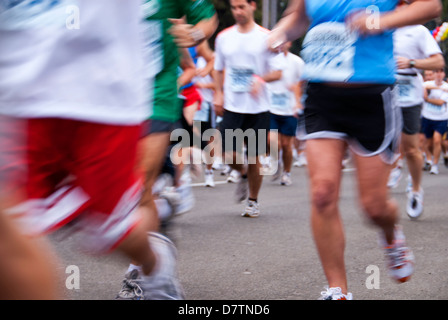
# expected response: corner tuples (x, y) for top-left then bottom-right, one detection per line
(214, 33), (224, 71)
(420, 26), (442, 57)
(183, 0), (216, 26)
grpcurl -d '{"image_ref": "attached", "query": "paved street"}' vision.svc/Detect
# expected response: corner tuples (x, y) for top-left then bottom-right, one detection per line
(50, 160), (448, 300)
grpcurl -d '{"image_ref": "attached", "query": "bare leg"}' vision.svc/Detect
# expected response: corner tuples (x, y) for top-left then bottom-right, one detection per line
(306, 139), (348, 294)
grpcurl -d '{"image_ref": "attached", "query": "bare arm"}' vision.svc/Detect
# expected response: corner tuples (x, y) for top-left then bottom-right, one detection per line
(169, 14), (218, 48)
(213, 69), (225, 117)
(396, 53), (445, 71)
(348, 0), (442, 35)
(267, 0), (309, 51)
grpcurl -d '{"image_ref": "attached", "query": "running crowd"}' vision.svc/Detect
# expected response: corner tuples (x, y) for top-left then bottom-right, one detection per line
(0, 0), (445, 300)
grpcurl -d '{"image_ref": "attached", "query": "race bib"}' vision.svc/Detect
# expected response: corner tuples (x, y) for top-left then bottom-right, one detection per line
(425, 102), (447, 116)
(396, 74), (420, 105)
(270, 92), (290, 110)
(301, 22), (357, 82)
(0, 0), (76, 29)
(229, 67), (254, 93)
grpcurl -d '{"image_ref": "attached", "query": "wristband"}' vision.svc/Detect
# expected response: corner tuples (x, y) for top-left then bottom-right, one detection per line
(190, 28), (205, 43)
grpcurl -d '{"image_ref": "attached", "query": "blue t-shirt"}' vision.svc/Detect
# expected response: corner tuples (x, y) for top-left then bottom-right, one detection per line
(301, 0), (398, 84)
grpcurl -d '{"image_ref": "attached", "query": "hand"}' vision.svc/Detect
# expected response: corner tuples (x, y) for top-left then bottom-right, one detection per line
(396, 57), (412, 69)
(346, 10), (383, 37)
(168, 18), (204, 47)
(250, 76), (264, 97)
(195, 68), (209, 78)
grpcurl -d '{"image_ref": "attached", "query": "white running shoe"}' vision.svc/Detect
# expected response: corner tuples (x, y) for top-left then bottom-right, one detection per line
(319, 287), (353, 300)
(380, 225), (415, 283)
(293, 153), (307, 167)
(241, 199), (260, 218)
(406, 188), (424, 220)
(221, 165), (232, 176)
(280, 172), (292, 186)
(175, 183), (195, 215)
(387, 167), (402, 189)
(430, 164), (439, 175)
(204, 170), (215, 187)
(159, 187), (181, 215)
(227, 170), (240, 183)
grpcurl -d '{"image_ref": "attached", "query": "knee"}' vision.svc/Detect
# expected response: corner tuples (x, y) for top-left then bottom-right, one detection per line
(311, 180), (338, 213)
(360, 195), (390, 221)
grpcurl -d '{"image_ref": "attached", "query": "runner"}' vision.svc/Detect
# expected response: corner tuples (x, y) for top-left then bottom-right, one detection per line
(116, 0), (217, 300)
(0, 0), (170, 300)
(213, 0), (284, 217)
(421, 68), (448, 175)
(390, 3), (445, 219)
(267, 41), (305, 186)
(268, 0), (441, 299)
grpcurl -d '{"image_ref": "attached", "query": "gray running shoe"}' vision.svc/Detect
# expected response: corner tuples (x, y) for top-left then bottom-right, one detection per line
(115, 232), (185, 300)
(115, 269), (144, 300)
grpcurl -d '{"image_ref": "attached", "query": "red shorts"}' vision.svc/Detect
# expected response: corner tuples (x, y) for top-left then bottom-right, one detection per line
(181, 85), (202, 109)
(1, 117), (143, 253)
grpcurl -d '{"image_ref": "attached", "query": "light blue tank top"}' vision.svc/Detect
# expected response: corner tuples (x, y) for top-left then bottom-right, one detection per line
(301, 0), (398, 84)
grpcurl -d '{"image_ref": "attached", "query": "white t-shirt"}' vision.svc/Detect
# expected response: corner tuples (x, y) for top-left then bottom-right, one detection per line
(0, 0), (149, 125)
(214, 24), (284, 114)
(422, 81), (448, 121)
(267, 52), (304, 116)
(393, 25), (442, 108)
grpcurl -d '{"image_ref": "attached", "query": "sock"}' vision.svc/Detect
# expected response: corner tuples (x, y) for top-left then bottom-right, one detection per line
(126, 263), (142, 274)
(248, 198), (257, 203)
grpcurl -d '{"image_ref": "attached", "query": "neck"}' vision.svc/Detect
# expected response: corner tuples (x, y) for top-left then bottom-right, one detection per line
(237, 20), (256, 33)
(435, 79), (443, 86)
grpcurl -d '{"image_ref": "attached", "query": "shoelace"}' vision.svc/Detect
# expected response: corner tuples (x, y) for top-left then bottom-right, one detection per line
(385, 245), (408, 269)
(320, 287), (343, 300)
(117, 279), (144, 300)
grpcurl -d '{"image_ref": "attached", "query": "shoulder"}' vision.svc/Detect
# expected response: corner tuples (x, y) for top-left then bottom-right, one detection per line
(216, 25), (236, 40)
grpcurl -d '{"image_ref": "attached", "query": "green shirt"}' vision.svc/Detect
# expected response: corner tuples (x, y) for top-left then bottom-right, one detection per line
(142, 0), (216, 122)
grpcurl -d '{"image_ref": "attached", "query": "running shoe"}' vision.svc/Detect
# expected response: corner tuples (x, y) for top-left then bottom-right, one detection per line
(423, 161), (432, 171)
(204, 169), (215, 187)
(293, 153), (307, 167)
(221, 165), (232, 176)
(227, 170), (240, 183)
(380, 225), (415, 283)
(159, 187), (181, 217)
(241, 199), (260, 218)
(115, 232), (185, 300)
(319, 287), (353, 300)
(406, 188), (424, 220)
(175, 183), (195, 215)
(115, 269), (144, 300)
(280, 172), (292, 186)
(387, 167), (402, 189)
(430, 164), (439, 175)
(235, 174), (248, 203)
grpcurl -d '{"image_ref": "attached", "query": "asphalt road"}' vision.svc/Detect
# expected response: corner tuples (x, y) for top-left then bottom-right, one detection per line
(50, 160), (448, 300)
